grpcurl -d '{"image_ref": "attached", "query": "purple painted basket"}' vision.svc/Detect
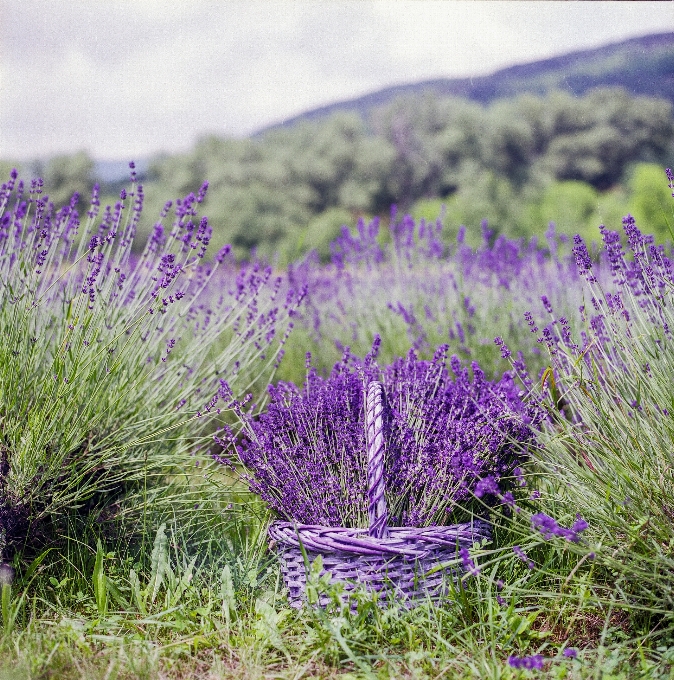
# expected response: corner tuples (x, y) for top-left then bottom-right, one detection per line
(268, 380), (491, 608)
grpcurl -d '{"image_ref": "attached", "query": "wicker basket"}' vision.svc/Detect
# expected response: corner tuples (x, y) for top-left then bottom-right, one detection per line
(268, 380), (491, 608)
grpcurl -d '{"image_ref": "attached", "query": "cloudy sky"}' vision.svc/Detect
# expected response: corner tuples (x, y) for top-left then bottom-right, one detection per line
(1, 1), (672, 162)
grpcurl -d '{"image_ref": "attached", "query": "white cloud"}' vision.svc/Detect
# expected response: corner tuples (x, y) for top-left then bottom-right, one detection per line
(372, 1), (674, 79)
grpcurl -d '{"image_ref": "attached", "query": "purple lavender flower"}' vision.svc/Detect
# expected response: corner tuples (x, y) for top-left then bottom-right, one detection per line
(572, 234), (597, 283)
(563, 648), (578, 659)
(623, 214), (644, 253)
(230, 341), (536, 527)
(196, 181), (209, 203)
(0, 167), (303, 558)
(475, 475), (500, 499)
(460, 546), (480, 576)
(513, 545), (534, 569)
(508, 654), (544, 669)
(494, 336), (511, 359)
(501, 491), (518, 513)
(531, 513), (588, 542)
(571, 516), (589, 535)
(531, 513), (559, 539)
(524, 311), (538, 334)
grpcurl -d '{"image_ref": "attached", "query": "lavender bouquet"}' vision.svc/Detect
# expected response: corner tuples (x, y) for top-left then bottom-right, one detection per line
(222, 339), (536, 529)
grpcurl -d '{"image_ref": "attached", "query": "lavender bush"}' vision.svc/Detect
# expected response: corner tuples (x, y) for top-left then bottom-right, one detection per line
(509, 169), (674, 616)
(283, 210), (587, 387)
(222, 339), (537, 528)
(0, 166), (302, 557)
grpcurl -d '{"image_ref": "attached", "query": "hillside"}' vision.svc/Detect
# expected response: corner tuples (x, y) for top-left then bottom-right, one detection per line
(257, 32), (674, 134)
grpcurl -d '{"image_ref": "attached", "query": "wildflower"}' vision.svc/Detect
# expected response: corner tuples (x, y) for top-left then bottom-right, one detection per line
(494, 336), (511, 359)
(563, 648), (578, 659)
(513, 545), (534, 569)
(475, 475), (500, 498)
(571, 516), (589, 535)
(531, 512), (588, 542)
(161, 338), (176, 362)
(524, 311), (539, 334)
(0, 168), (301, 557)
(229, 345), (534, 527)
(501, 491), (519, 512)
(508, 654), (544, 669)
(196, 180), (209, 203)
(623, 214), (643, 252)
(460, 546), (480, 576)
(572, 234), (596, 282)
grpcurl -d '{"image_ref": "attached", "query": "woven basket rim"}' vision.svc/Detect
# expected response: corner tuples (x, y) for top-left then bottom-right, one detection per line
(269, 518), (491, 558)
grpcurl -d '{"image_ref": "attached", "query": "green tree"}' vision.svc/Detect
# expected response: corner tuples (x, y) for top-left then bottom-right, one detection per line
(441, 170), (522, 244)
(537, 181), (599, 241)
(371, 92), (455, 207)
(627, 163), (674, 240)
(44, 151), (95, 212)
(481, 99), (536, 184)
(540, 88), (673, 189)
(129, 87), (674, 260)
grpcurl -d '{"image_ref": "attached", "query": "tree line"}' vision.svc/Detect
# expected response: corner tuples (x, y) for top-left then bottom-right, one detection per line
(5, 86), (673, 261)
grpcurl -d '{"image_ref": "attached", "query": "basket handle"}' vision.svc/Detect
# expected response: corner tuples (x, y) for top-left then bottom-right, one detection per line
(366, 381), (389, 539)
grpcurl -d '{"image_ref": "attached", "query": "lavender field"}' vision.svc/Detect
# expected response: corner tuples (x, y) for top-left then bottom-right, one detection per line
(0, 165), (673, 678)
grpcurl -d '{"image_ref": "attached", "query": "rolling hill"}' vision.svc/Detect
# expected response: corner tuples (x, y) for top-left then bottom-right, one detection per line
(256, 31), (674, 134)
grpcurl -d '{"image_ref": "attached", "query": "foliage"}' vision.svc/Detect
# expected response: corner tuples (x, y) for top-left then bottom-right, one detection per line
(42, 151), (96, 215)
(513, 189), (674, 619)
(291, 206), (355, 263)
(0, 509), (660, 679)
(0, 160), (674, 677)
(277, 210), (588, 390)
(627, 162), (674, 240)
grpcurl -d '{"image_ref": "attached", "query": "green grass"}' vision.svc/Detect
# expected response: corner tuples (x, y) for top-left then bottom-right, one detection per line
(0, 506), (669, 679)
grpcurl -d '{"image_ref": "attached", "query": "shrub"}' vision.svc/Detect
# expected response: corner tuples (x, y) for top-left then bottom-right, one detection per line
(0, 166), (301, 558)
(519, 169), (674, 615)
(280, 209), (586, 386)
